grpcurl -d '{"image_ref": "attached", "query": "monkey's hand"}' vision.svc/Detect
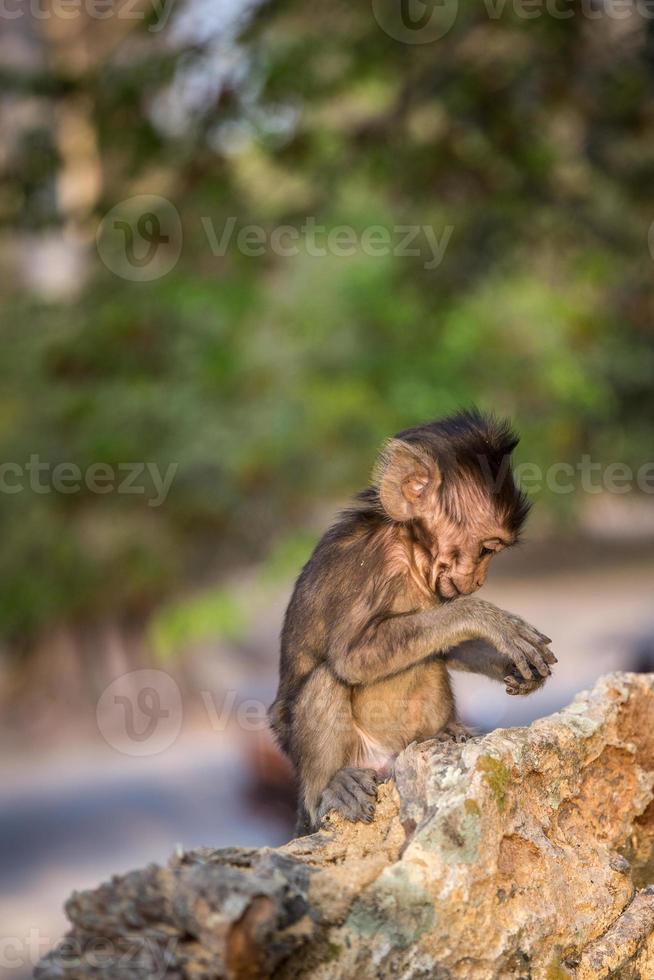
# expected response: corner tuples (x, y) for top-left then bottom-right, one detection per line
(503, 664), (547, 696)
(317, 767), (379, 825)
(469, 601), (556, 682)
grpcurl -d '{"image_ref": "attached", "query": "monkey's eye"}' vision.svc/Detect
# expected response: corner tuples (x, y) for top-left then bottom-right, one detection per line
(479, 546), (494, 558)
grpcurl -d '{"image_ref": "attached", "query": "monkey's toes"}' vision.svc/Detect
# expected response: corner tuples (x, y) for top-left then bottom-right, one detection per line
(433, 722), (473, 744)
(317, 767), (379, 825)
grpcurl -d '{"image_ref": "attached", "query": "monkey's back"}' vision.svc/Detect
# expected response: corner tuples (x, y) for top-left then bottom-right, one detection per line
(270, 502), (393, 754)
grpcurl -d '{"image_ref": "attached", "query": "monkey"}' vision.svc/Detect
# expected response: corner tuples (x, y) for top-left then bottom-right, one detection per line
(269, 410), (556, 835)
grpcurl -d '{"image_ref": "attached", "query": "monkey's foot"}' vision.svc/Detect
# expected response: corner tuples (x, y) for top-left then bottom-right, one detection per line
(433, 721), (473, 744)
(317, 767), (379, 825)
(504, 665), (546, 696)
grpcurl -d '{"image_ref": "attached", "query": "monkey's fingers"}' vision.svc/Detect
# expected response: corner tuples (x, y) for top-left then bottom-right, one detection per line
(504, 674), (542, 696)
(514, 620), (555, 652)
(507, 646), (533, 680)
(506, 613), (552, 646)
(525, 637), (558, 667)
(513, 628), (557, 671)
(515, 639), (552, 678)
(522, 622), (552, 645)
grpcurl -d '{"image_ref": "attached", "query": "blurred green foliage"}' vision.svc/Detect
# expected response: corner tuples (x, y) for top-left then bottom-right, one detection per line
(150, 587), (247, 660)
(149, 531), (316, 654)
(1, 0), (653, 651)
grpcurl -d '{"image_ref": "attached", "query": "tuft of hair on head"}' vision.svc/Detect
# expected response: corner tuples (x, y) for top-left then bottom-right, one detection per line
(394, 408), (531, 535)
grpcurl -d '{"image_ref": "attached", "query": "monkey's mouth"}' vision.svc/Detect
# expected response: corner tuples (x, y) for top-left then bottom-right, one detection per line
(436, 578), (461, 600)
(437, 577), (480, 600)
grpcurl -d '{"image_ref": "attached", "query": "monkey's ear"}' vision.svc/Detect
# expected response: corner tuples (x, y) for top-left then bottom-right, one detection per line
(375, 439), (442, 522)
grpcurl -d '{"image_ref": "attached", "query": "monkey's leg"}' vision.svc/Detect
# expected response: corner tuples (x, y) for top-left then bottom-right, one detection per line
(445, 639), (546, 696)
(294, 804), (312, 838)
(291, 665), (378, 831)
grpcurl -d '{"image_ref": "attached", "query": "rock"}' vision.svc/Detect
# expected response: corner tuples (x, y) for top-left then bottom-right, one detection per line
(36, 672), (654, 980)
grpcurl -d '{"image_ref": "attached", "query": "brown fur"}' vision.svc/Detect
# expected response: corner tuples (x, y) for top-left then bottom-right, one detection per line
(269, 410), (555, 833)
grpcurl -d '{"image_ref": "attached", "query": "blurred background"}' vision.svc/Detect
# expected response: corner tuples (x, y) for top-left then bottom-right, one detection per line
(1, 0), (653, 973)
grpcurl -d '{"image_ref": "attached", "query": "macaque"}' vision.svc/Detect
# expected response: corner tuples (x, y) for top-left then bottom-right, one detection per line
(269, 410), (556, 834)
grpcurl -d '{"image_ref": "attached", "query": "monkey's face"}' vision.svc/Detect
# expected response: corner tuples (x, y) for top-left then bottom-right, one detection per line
(376, 429), (526, 599)
(425, 504), (514, 600)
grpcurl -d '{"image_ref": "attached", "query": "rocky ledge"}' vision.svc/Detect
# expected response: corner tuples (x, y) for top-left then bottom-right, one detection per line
(36, 672), (654, 980)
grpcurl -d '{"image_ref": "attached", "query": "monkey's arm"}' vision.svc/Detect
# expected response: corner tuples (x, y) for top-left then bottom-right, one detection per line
(328, 597), (555, 686)
(444, 639), (508, 680)
(445, 639), (546, 695)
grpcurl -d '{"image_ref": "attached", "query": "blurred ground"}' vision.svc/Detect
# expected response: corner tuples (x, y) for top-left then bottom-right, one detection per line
(1, 533), (652, 978)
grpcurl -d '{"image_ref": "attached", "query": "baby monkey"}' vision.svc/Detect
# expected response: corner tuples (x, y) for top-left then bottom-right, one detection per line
(269, 410), (556, 834)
